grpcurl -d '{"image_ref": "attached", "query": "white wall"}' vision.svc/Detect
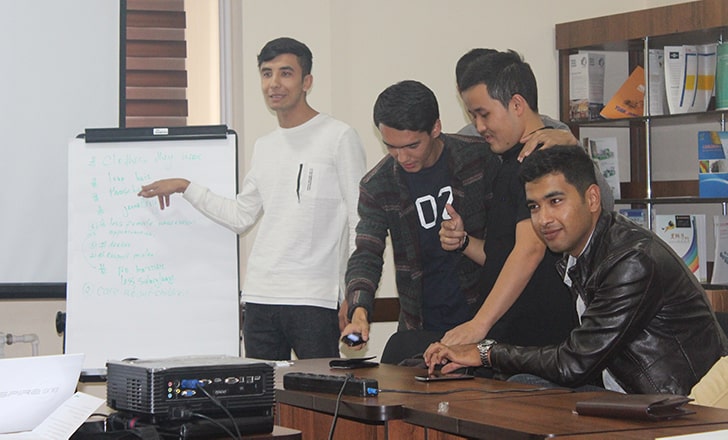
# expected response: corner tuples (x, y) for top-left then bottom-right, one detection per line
(186, 1), (221, 125)
(235, 0), (690, 166)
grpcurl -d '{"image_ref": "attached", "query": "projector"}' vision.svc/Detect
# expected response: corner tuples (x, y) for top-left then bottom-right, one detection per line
(106, 355), (274, 426)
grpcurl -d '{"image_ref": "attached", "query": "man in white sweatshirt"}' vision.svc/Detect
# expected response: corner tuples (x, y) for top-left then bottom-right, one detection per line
(138, 37), (366, 360)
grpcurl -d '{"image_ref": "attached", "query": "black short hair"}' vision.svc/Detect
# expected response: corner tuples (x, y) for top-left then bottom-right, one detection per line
(257, 37), (313, 76)
(455, 48), (497, 90)
(520, 145), (597, 195)
(373, 80), (439, 133)
(459, 50), (539, 112)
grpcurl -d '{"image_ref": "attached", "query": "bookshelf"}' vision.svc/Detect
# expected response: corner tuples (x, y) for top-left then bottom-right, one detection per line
(555, 0), (728, 302)
(556, 0), (728, 208)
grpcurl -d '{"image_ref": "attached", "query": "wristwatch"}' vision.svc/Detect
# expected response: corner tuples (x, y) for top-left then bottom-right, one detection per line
(476, 339), (497, 368)
(456, 233), (470, 252)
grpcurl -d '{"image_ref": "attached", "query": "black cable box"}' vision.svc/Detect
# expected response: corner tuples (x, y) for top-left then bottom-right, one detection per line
(283, 372), (379, 397)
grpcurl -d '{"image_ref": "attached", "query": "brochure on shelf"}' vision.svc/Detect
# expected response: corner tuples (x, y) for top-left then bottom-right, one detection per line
(653, 214), (707, 283)
(716, 42), (728, 110)
(664, 44), (716, 114)
(585, 136), (621, 199)
(693, 43), (717, 113)
(711, 215), (728, 285)
(569, 52), (605, 121)
(648, 49), (666, 116)
(619, 209), (648, 229)
(698, 131), (728, 197)
(600, 66), (645, 119)
(665, 45), (698, 114)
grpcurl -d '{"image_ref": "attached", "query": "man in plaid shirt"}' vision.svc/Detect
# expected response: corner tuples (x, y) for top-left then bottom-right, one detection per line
(343, 81), (496, 360)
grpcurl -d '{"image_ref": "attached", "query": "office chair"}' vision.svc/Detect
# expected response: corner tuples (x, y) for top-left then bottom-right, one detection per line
(380, 329), (444, 365)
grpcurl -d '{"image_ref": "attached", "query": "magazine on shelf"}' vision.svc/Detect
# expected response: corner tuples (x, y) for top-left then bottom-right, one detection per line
(712, 215), (728, 285)
(694, 43), (717, 113)
(619, 209), (647, 229)
(664, 44), (716, 115)
(664, 45), (697, 114)
(600, 66), (645, 119)
(648, 49), (666, 116)
(717, 42), (728, 110)
(698, 131), (728, 198)
(653, 214), (707, 283)
(569, 52), (605, 121)
(585, 137), (621, 199)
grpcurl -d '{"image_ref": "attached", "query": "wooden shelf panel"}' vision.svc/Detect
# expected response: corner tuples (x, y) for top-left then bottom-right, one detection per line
(619, 181), (700, 199)
(617, 196), (728, 205)
(706, 288), (728, 313)
(555, 0), (728, 50)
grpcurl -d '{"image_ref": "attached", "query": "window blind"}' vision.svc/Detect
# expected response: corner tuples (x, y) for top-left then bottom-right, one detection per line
(122, 0), (188, 127)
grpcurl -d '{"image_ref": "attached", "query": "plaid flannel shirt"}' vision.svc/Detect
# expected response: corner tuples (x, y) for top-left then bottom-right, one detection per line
(346, 133), (499, 330)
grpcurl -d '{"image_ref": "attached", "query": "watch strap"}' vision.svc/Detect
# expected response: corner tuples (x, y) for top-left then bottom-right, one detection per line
(478, 339), (496, 368)
(456, 233), (470, 252)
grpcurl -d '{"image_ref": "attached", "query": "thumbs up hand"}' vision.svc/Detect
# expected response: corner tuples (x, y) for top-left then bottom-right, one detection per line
(440, 204), (466, 251)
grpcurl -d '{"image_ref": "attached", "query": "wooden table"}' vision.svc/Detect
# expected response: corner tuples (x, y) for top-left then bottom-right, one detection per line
(552, 423), (728, 439)
(275, 359), (572, 440)
(274, 359), (728, 440)
(403, 392), (728, 439)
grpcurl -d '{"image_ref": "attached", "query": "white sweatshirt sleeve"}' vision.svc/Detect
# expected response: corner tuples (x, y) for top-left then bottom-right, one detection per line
(182, 173), (263, 236)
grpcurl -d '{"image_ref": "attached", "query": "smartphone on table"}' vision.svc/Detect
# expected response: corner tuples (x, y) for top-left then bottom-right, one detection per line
(414, 372), (475, 382)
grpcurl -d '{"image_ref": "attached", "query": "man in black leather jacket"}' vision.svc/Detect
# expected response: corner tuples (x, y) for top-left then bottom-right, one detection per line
(425, 145), (728, 394)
